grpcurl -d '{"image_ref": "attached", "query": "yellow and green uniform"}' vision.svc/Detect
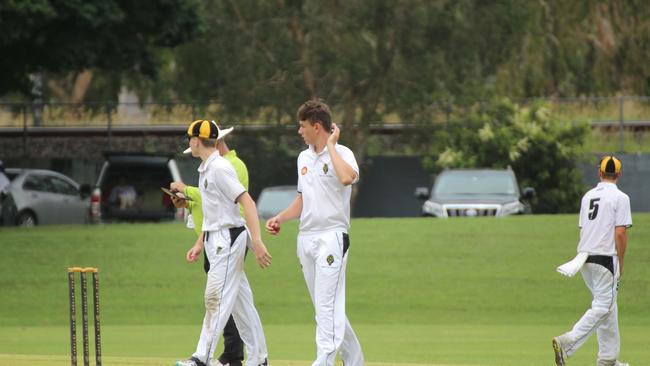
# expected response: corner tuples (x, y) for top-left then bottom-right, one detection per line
(185, 150), (249, 236)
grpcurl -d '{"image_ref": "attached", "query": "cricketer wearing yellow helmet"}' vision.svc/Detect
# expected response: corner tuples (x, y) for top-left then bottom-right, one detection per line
(174, 120), (270, 366)
(170, 121), (251, 366)
(553, 156), (632, 366)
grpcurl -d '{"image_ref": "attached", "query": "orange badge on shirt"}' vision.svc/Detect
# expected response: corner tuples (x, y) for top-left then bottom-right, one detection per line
(301, 167), (308, 175)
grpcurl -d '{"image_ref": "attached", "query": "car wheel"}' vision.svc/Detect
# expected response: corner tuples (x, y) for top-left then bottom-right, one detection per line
(17, 211), (37, 227)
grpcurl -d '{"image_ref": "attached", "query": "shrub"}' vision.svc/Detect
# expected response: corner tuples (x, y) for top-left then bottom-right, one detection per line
(424, 98), (589, 213)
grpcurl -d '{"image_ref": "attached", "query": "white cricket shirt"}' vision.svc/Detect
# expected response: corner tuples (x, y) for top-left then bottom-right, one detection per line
(198, 151), (246, 231)
(577, 182), (632, 256)
(297, 144), (359, 233)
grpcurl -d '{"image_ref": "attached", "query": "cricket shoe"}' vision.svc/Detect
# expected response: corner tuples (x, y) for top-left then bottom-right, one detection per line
(552, 337), (567, 366)
(207, 358), (263, 366)
(597, 361), (630, 366)
(175, 357), (207, 366)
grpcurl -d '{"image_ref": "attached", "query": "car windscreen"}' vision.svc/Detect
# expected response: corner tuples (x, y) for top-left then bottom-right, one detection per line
(21, 174), (77, 195)
(23, 174), (54, 193)
(434, 171), (517, 196)
(47, 176), (78, 195)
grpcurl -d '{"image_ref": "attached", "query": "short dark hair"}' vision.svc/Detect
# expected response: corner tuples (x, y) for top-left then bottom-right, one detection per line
(297, 99), (332, 132)
(199, 138), (217, 148)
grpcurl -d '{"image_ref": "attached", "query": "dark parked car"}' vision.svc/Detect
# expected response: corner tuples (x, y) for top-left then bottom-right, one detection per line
(415, 168), (535, 218)
(91, 153), (183, 222)
(256, 185), (297, 219)
(0, 167), (15, 224)
(1, 168), (91, 226)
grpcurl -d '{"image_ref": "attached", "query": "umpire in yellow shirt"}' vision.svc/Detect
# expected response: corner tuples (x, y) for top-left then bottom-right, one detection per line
(170, 123), (251, 366)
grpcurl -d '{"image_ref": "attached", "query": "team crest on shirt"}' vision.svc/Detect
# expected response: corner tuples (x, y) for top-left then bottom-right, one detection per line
(301, 166), (308, 175)
(326, 254), (334, 266)
(322, 163), (329, 174)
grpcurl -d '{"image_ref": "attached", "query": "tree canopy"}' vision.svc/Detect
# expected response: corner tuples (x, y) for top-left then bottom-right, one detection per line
(0, 0), (205, 95)
(4, 1), (649, 110)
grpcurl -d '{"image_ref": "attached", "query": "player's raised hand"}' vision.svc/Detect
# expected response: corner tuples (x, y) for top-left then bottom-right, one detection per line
(327, 122), (340, 146)
(253, 240), (272, 268)
(265, 216), (281, 235)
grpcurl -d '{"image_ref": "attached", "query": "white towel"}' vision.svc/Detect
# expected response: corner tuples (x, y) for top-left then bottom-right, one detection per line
(186, 213), (195, 229)
(557, 252), (589, 277)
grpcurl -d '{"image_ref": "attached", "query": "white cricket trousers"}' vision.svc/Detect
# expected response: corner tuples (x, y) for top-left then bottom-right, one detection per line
(193, 227), (268, 366)
(562, 256), (620, 361)
(297, 231), (364, 366)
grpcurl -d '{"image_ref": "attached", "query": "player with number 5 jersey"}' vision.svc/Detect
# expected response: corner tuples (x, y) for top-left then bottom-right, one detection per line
(552, 155), (633, 366)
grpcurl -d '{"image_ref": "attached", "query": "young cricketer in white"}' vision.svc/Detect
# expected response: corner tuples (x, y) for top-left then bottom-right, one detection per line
(265, 100), (364, 366)
(553, 156), (632, 366)
(177, 120), (272, 366)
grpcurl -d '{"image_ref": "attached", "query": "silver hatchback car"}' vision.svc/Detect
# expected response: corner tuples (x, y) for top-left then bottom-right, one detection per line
(1, 168), (91, 226)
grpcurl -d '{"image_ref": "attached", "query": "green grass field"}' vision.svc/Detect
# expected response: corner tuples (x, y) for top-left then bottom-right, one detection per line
(0, 215), (648, 366)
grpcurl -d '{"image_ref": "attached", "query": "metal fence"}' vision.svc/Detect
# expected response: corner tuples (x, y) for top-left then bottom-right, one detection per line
(1, 96), (650, 151)
(520, 96), (650, 152)
(0, 101), (222, 128)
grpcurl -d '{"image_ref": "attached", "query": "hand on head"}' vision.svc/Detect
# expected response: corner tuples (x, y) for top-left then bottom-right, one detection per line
(327, 122), (340, 146)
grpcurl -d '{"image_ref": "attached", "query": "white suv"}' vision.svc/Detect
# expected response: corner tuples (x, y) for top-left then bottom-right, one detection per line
(415, 168), (535, 218)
